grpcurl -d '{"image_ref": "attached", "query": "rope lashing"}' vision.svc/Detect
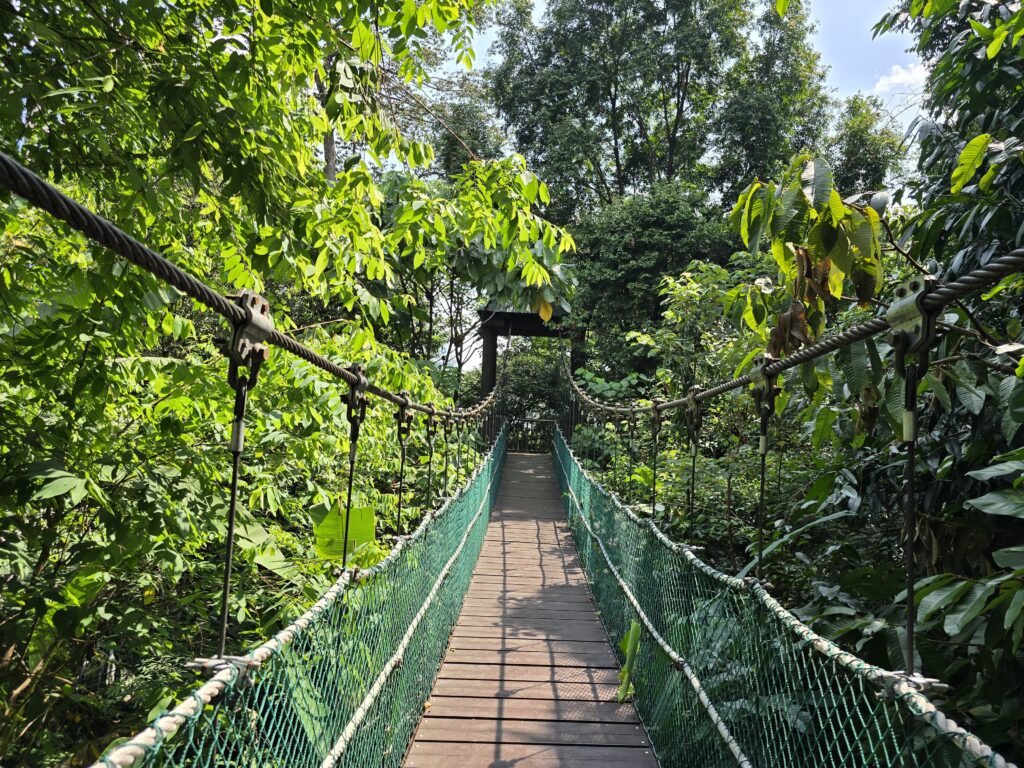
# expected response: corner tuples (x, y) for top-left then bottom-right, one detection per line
(216, 290), (272, 659)
(888, 273), (941, 674)
(683, 386), (703, 520)
(751, 357), (779, 581)
(342, 365), (369, 566)
(395, 392), (414, 535)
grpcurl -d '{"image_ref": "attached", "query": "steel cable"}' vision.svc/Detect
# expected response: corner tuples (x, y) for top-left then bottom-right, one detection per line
(0, 152), (500, 421)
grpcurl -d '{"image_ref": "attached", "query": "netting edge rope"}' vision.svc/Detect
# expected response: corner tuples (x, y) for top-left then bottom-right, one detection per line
(554, 441), (754, 768)
(93, 427), (508, 768)
(554, 427), (1019, 768)
(320, 432), (504, 767)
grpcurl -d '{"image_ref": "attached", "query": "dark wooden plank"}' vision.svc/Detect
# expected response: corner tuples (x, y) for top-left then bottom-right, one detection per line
(423, 697), (639, 723)
(438, 663), (620, 684)
(407, 745), (657, 768)
(406, 743), (658, 768)
(446, 637), (614, 656)
(431, 678), (622, 702)
(415, 718), (648, 746)
(457, 607), (598, 621)
(445, 649), (618, 667)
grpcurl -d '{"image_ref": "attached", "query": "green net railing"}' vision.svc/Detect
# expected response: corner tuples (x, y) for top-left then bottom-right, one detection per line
(96, 427), (506, 768)
(554, 428), (1015, 768)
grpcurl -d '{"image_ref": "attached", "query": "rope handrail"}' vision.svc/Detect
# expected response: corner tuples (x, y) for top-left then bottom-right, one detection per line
(0, 151), (499, 422)
(564, 249), (1024, 416)
(554, 427), (1018, 768)
(93, 425), (508, 768)
(554, 440), (754, 768)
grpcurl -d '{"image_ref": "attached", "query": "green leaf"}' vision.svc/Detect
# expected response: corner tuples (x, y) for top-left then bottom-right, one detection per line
(950, 134), (992, 194)
(775, 0), (790, 16)
(967, 489), (1024, 519)
(993, 546), (1024, 569)
(1005, 588), (1024, 630)
(924, 373), (951, 412)
(968, 461), (1024, 481)
(310, 502), (376, 561)
(919, 580), (972, 620)
(943, 582), (994, 636)
(801, 157), (834, 209)
(33, 473), (86, 501)
(616, 620), (642, 703)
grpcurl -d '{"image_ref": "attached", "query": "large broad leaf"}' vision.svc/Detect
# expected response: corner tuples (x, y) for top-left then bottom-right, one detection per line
(919, 580), (972, 620)
(801, 157), (834, 209)
(993, 546), (1024, 569)
(950, 134), (992, 193)
(943, 582), (995, 636)
(967, 488), (1024, 519)
(310, 502), (376, 561)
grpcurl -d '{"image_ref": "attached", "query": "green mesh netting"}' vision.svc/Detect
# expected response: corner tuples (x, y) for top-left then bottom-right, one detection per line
(553, 428), (1013, 768)
(100, 428), (506, 768)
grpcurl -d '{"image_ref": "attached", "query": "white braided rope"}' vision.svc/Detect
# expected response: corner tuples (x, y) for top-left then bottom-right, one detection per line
(555, 446), (753, 768)
(94, 431), (506, 768)
(556, 428), (1018, 768)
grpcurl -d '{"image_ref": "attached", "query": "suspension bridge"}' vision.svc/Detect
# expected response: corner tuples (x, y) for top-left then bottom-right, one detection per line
(1, 152), (1022, 767)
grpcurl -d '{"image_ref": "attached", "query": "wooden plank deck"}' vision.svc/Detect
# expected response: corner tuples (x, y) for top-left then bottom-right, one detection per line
(405, 453), (658, 768)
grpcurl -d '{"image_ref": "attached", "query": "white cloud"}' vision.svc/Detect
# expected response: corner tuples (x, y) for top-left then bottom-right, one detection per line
(872, 62), (928, 94)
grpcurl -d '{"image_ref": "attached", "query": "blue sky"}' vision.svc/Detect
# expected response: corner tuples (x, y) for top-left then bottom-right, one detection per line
(809, 0), (924, 107)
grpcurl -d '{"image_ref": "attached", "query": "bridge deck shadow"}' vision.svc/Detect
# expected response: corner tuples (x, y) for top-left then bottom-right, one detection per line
(404, 453), (658, 768)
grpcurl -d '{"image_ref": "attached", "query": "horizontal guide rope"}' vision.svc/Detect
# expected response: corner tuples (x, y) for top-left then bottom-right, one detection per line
(565, 249), (1024, 416)
(320, 459), (498, 767)
(554, 443), (753, 768)
(555, 428), (1017, 768)
(93, 427), (507, 768)
(0, 152), (497, 421)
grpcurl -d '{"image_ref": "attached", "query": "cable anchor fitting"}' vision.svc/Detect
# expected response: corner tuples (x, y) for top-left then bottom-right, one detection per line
(346, 365), (369, 461)
(886, 273), (940, 442)
(684, 386), (704, 455)
(395, 391), (414, 444)
(225, 290), (274, 391)
(751, 356), (779, 456)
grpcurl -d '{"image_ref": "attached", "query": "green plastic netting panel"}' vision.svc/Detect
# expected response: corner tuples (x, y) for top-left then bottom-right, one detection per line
(97, 428), (506, 768)
(553, 428), (1014, 768)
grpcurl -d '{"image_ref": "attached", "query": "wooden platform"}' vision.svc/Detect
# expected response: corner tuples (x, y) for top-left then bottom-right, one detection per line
(405, 453), (658, 768)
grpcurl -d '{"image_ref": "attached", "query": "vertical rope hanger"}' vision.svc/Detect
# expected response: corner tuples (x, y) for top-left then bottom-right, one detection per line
(751, 359), (778, 582)
(342, 365), (369, 567)
(217, 290), (273, 659)
(684, 386), (703, 521)
(394, 392), (413, 535)
(424, 406), (437, 510)
(650, 401), (662, 516)
(887, 273), (940, 674)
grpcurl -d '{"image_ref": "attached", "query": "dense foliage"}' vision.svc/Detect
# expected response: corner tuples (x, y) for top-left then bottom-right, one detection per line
(0, 0), (574, 763)
(559, 0), (1024, 759)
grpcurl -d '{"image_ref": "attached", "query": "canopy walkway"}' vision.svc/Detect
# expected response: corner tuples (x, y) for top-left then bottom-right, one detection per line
(406, 452), (656, 768)
(0, 153), (1022, 767)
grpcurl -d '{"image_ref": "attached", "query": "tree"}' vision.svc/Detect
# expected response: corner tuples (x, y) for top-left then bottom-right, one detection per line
(825, 94), (905, 194)
(571, 182), (736, 377)
(713, 1), (832, 199)
(0, 0), (574, 762)
(491, 0), (747, 222)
